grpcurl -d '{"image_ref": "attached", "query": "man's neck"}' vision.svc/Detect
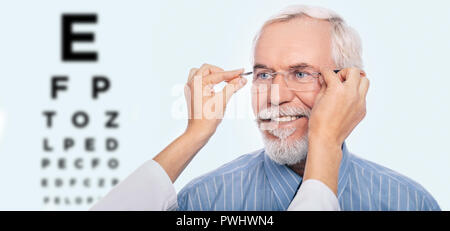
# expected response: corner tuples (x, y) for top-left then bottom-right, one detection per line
(288, 159), (306, 177)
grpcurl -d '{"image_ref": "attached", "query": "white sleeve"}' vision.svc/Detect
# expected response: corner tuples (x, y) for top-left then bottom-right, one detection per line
(89, 159), (177, 211)
(287, 179), (340, 211)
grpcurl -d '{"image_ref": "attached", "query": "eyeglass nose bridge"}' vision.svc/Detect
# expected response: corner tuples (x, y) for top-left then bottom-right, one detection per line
(270, 70), (319, 88)
(269, 71), (294, 87)
(268, 70), (323, 92)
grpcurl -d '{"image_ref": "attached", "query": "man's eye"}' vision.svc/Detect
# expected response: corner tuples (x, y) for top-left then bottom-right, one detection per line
(295, 72), (310, 78)
(256, 73), (271, 79)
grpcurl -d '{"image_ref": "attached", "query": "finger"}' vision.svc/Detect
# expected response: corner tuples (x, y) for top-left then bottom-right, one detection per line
(320, 67), (341, 87)
(317, 74), (326, 95)
(359, 76), (370, 98)
(334, 70), (345, 82)
(221, 77), (247, 104)
(339, 68), (362, 87)
(188, 68), (199, 83)
(197, 63), (224, 77)
(205, 68), (244, 84)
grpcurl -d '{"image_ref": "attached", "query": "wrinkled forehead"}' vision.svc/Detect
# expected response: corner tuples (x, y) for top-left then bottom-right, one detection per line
(254, 17), (334, 70)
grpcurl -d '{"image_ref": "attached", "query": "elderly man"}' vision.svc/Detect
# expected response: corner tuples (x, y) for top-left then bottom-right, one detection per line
(176, 5), (440, 211)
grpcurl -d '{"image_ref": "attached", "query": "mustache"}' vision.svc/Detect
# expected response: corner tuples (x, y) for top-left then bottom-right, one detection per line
(257, 106), (311, 120)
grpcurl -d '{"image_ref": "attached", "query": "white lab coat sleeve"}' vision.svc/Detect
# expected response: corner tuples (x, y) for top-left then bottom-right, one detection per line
(89, 159), (177, 211)
(287, 179), (340, 211)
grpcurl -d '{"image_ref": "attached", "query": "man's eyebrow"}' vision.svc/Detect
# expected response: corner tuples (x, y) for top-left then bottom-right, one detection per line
(253, 63), (319, 71)
(253, 64), (272, 70)
(288, 63), (316, 70)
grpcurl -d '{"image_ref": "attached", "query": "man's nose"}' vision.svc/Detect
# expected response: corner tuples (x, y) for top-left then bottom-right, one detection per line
(270, 74), (295, 106)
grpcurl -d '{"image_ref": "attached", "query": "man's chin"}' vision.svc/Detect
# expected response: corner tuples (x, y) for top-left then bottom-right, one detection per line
(261, 133), (309, 166)
(263, 128), (306, 143)
(264, 131), (295, 142)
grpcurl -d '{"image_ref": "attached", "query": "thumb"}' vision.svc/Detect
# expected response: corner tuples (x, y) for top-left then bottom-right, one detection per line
(222, 77), (247, 105)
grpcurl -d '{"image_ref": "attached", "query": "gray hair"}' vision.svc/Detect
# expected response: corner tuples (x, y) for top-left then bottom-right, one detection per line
(253, 5), (363, 69)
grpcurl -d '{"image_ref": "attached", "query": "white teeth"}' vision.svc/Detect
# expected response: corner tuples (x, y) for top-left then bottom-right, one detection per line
(272, 116), (297, 122)
(261, 115), (305, 122)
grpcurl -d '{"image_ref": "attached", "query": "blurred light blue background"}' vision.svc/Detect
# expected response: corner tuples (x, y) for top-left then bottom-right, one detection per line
(0, 0), (449, 210)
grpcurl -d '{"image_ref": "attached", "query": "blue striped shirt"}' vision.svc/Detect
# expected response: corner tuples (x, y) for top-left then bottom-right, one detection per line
(177, 143), (440, 211)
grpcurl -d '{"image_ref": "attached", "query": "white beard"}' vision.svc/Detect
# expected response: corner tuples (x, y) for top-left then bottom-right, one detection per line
(261, 127), (309, 165)
(256, 105), (311, 165)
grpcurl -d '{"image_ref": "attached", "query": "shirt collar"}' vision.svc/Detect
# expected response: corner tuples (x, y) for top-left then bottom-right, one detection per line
(263, 142), (351, 209)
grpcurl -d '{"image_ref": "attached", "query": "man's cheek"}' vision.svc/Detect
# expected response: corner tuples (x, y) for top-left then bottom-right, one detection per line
(295, 90), (320, 108)
(251, 85), (269, 115)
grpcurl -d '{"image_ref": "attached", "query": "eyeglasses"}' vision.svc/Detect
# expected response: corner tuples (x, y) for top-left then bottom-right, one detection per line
(240, 69), (340, 92)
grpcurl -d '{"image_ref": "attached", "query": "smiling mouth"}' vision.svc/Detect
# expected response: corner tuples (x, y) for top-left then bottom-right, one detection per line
(260, 115), (307, 123)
